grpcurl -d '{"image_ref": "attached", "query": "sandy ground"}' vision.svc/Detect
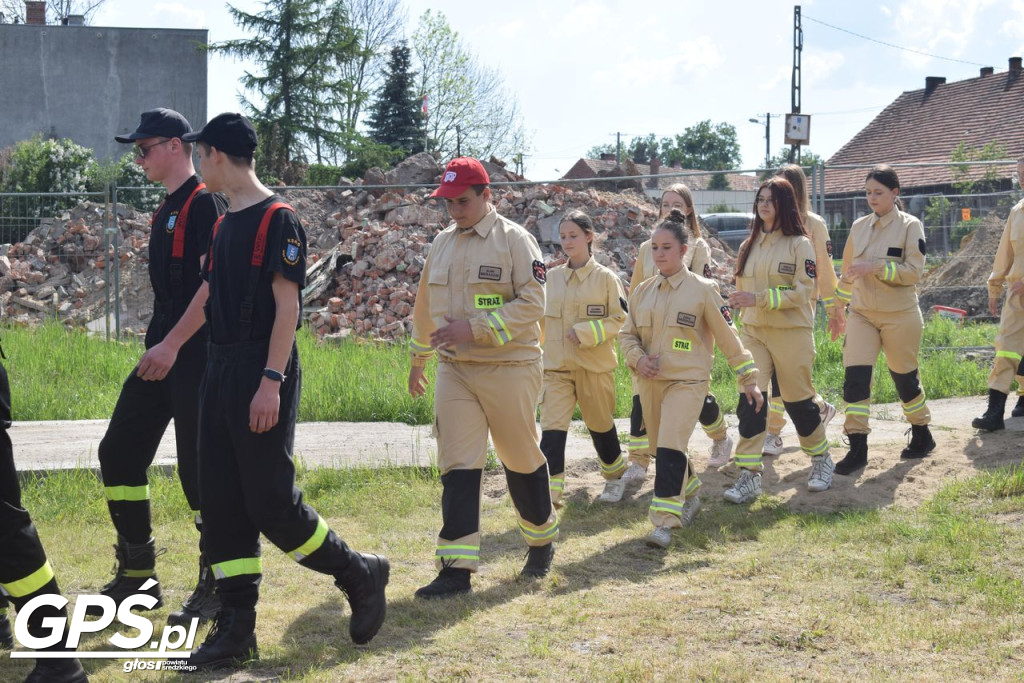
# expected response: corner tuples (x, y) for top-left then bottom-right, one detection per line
(11, 396), (1022, 512)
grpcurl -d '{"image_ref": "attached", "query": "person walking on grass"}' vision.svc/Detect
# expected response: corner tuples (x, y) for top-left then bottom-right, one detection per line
(973, 156), (1024, 431)
(833, 164), (936, 474)
(408, 157), (559, 598)
(173, 113), (388, 670)
(723, 177), (835, 504)
(619, 210), (762, 549)
(540, 210), (629, 505)
(95, 108), (225, 626)
(626, 184), (736, 482)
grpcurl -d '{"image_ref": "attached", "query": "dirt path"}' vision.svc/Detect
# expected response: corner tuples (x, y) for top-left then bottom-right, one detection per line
(11, 396), (1021, 512)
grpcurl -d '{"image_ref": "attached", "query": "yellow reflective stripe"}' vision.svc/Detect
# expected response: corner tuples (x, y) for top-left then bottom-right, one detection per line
(685, 476), (702, 496)
(769, 399), (785, 414)
(821, 296), (836, 308)
(487, 312), (511, 345)
(1, 561), (54, 598)
(589, 319), (606, 345)
(123, 568), (155, 578)
(409, 338), (434, 356)
(996, 350), (1023, 361)
(289, 515), (329, 561)
(519, 519), (559, 542)
(835, 287), (851, 302)
(104, 485), (150, 502)
(601, 457), (627, 477)
(802, 437), (829, 457)
(212, 557), (262, 579)
(628, 437), (649, 452)
(885, 262), (897, 281)
(845, 404), (871, 416)
(436, 545), (479, 560)
(549, 476), (564, 492)
(732, 360), (755, 377)
(650, 497), (682, 516)
(701, 413), (724, 432)
(903, 396), (928, 414)
(733, 453), (761, 467)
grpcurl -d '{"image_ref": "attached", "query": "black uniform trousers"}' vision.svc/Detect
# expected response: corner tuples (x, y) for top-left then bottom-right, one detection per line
(98, 318), (207, 543)
(198, 341), (354, 610)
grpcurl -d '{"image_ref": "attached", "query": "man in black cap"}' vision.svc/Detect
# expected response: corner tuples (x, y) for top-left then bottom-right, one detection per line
(93, 108), (226, 626)
(171, 113), (388, 670)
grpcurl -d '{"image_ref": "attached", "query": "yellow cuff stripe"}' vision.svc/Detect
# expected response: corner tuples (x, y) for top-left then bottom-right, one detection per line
(436, 544), (480, 560)
(996, 350), (1023, 361)
(1, 561), (54, 598)
(104, 484), (150, 502)
(212, 557), (262, 579)
(650, 497), (683, 516)
(289, 515), (330, 561)
(487, 312), (512, 345)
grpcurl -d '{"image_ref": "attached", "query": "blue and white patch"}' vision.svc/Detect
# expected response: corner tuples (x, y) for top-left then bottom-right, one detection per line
(166, 213), (178, 233)
(284, 241), (301, 265)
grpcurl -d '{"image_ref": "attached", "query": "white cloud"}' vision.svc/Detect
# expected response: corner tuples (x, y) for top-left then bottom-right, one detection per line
(152, 2), (208, 29)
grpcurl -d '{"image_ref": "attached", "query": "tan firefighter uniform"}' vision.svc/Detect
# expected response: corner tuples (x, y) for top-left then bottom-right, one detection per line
(733, 230), (827, 469)
(986, 198), (1024, 394)
(767, 211), (839, 433)
(619, 268), (757, 529)
(628, 235), (725, 468)
(835, 209), (931, 434)
(409, 206), (558, 572)
(540, 257), (628, 503)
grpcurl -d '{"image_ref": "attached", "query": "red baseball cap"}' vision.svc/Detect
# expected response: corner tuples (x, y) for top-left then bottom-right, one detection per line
(430, 157), (490, 198)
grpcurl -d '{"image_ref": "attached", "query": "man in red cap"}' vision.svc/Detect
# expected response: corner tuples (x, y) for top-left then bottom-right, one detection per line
(408, 157), (559, 598)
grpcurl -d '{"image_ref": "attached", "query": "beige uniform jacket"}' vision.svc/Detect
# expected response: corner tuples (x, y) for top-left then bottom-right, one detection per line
(805, 211), (839, 309)
(987, 198), (1024, 299)
(630, 236), (711, 293)
(735, 230), (816, 329)
(835, 209), (925, 313)
(410, 207), (545, 366)
(619, 268), (757, 389)
(542, 257), (627, 373)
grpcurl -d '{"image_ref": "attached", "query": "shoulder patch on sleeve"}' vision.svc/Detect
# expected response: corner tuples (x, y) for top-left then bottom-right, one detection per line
(919, 238), (927, 256)
(720, 305), (733, 325)
(805, 259), (817, 278)
(619, 296), (628, 313)
(532, 259), (546, 284)
(703, 263), (712, 279)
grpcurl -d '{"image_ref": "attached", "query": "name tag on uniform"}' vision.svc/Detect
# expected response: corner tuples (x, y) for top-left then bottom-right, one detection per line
(778, 262), (796, 275)
(676, 312), (696, 327)
(586, 304), (606, 317)
(672, 338), (692, 352)
(886, 247), (903, 257)
(475, 294), (503, 309)
(478, 265), (502, 281)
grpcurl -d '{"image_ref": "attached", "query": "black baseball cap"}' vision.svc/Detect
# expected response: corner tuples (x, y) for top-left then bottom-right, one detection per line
(182, 113), (259, 157)
(114, 108), (192, 143)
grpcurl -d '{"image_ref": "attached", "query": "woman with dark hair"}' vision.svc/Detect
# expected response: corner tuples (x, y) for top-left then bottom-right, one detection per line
(832, 165), (935, 473)
(625, 184), (735, 485)
(760, 164), (841, 456)
(620, 210), (761, 548)
(723, 177), (834, 504)
(540, 210), (629, 504)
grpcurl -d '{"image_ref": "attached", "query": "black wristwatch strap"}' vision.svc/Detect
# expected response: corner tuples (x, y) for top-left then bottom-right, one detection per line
(262, 368), (285, 382)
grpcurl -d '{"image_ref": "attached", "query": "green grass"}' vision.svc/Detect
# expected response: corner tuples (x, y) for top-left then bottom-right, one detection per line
(0, 316), (997, 423)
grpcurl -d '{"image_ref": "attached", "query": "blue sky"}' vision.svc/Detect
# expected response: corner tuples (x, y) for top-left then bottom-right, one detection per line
(92, 0), (1024, 181)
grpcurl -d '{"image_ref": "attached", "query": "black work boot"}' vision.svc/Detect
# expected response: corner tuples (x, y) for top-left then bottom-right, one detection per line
(183, 606), (258, 670)
(0, 598), (12, 649)
(87, 537), (163, 616)
(834, 434), (868, 475)
(414, 564), (471, 600)
(167, 553), (219, 627)
(334, 552), (389, 645)
(901, 424), (936, 459)
(972, 389), (1007, 432)
(1012, 394), (1024, 418)
(24, 658), (89, 683)
(520, 543), (554, 579)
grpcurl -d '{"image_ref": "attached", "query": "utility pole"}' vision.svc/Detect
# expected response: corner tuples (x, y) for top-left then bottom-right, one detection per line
(790, 5), (803, 163)
(456, 125), (462, 158)
(616, 131), (622, 164)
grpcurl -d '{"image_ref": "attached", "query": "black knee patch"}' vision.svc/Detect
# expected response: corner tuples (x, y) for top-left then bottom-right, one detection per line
(504, 464), (553, 526)
(736, 393), (767, 438)
(652, 447), (688, 498)
(439, 469), (483, 541)
(783, 398), (821, 437)
(698, 394), (720, 426)
(588, 427), (622, 465)
(771, 371), (781, 398)
(889, 368), (922, 403)
(630, 394), (646, 437)
(843, 365), (873, 403)
(540, 430), (568, 476)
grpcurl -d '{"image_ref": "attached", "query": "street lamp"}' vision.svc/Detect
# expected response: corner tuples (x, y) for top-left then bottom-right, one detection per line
(749, 114), (770, 169)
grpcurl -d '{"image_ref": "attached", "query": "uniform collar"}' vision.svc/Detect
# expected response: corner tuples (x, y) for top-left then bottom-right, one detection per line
(567, 256), (596, 282)
(167, 174), (200, 201)
(872, 208), (899, 229)
(459, 205), (498, 237)
(659, 267), (690, 290)
(757, 227), (782, 245)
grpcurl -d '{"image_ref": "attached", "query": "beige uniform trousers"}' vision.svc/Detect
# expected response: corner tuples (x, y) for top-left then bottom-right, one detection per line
(638, 378), (704, 528)
(989, 294), (1024, 394)
(434, 360), (558, 571)
(541, 368), (623, 473)
(842, 307), (931, 434)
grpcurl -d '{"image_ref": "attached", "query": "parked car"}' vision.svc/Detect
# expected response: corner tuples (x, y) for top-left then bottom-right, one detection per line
(700, 213), (754, 252)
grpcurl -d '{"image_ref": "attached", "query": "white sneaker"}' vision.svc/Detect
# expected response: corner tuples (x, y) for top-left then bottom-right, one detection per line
(680, 496), (702, 526)
(807, 454), (834, 492)
(621, 463), (648, 483)
(597, 477), (626, 503)
(708, 434), (734, 468)
(819, 401), (838, 431)
(645, 526), (672, 549)
(723, 470), (762, 504)
(762, 432), (784, 456)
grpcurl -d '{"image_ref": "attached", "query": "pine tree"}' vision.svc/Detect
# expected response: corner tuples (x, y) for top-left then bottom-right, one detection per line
(367, 43), (424, 156)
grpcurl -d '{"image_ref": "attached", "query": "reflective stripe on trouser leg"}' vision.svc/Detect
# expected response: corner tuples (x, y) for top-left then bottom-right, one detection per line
(783, 398), (828, 457)
(889, 368), (931, 426)
(212, 557), (262, 580)
(641, 379), (705, 529)
(628, 393), (652, 468)
(436, 468), (483, 571)
(506, 464), (558, 546)
(0, 560), (54, 599)
(767, 371), (787, 434)
(733, 392), (766, 469)
(699, 394), (727, 441)
(589, 427), (625, 478)
(989, 295), (1024, 393)
(649, 447), (696, 529)
(842, 364), (873, 435)
(540, 430), (568, 477)
(548, 474), (564, 507)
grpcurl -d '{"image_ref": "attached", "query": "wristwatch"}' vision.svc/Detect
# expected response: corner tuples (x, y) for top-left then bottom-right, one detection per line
(262, 368), (286, 382)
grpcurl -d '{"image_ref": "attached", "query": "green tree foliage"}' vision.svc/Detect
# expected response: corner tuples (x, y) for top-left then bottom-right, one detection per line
(758, 147), (825, 179)
(413, 10), (528, 161)
(212, 0), (362, 181)
(950, 140), (1008, 194)
(584, 122), (742, 171)
(2, 135), (97, 195)
(367, 42), (424, 156)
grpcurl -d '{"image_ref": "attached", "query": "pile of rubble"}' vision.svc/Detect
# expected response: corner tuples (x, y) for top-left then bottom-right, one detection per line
(919, 214), (1003, 318)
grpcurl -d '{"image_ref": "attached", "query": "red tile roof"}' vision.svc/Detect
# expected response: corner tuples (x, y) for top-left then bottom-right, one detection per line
(562, 158), (760, 192)
(825, 67), (1024, 194)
